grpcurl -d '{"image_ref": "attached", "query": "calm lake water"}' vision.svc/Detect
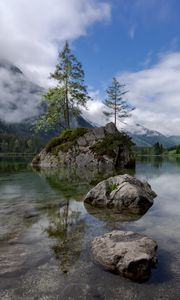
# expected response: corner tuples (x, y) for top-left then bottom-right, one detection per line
(0, 156), (180, 299)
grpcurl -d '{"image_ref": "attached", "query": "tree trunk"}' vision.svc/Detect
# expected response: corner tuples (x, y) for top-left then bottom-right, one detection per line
(115, 92), (117, 127)
(65, 78), (70, 128)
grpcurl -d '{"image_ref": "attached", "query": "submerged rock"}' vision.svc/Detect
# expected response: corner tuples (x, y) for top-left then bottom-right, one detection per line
(32, 123), (135, 171)
(84, 174), (156, 214)
(84, 204), (147, 222)
(91, 230), (158, 282)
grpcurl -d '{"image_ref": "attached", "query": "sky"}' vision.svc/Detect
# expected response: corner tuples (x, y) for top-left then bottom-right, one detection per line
(0, 0), (180, 135)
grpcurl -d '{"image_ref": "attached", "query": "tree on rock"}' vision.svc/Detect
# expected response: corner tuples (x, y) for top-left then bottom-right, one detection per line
(35, 41), (90, 131)
(103, 77), (135, 127)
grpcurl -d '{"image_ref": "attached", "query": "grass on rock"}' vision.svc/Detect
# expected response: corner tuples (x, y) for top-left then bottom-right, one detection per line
(45, 128), (88, 155)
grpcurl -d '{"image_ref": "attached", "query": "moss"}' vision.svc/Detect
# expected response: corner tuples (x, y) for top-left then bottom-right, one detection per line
(45, 127), (88, 155)
(107, 183), (119, 194)
(90, 131), (134, 159)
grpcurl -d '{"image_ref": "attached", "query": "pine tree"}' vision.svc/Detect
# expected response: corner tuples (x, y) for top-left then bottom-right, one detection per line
(35, 41), (90, 131)
(103, 77), (134, 127)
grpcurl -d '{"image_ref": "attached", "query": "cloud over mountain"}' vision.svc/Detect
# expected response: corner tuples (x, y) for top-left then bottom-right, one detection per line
(0, 60), (42, 123)
(117, 52), (180, 135)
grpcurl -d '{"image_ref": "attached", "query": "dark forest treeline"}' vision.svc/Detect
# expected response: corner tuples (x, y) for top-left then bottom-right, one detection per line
(136, 142), (164, 156)
(0, 133), (44, 154)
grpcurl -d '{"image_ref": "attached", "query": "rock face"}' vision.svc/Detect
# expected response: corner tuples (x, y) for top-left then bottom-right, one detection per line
(91, 230), (158, 282)
(84, 174), (156, 214)
(32, 123), (135, 171)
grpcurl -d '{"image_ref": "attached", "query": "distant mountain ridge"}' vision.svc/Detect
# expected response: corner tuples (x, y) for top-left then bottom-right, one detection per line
(123, 123), (177, 148)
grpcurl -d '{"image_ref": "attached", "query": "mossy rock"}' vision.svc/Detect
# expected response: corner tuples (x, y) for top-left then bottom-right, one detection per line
(45, 128), (88, 155)
(90, 132), (134, 159)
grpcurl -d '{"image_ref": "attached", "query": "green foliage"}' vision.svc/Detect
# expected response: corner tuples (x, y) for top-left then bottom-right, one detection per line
(103, 77), (134, 127)
(153, 142), (164, 155)
(35, 41), (90, 132)
(107, 183), (119, 194)
(136, 143), (165, 156)
(34, 87), (66, 132)
(90, 131), (134, 159)
(0, 133), (44, 154)
(45, 127), (88, 155)
(176, 144), (180, 154)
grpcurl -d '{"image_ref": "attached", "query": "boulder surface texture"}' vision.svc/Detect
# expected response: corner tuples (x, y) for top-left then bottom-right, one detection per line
(32, 123), (135, 171)
(84, 174), (156, 213)
(91, 230), (158, 281)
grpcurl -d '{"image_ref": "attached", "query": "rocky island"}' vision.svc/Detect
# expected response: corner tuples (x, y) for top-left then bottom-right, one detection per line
(32, 123), (135, 171)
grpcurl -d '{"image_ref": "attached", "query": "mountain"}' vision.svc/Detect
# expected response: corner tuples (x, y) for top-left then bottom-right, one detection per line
(123, 123), (176, 148)
(169, 136), (180, 146)
(0, 59), (43, 124)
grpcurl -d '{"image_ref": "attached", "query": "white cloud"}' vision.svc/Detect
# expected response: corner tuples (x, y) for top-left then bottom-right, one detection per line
(81, 52), (180, 136)
(0, 62), (42, 123)
(81, 90), (106, 126)
(0, 0), (110, 123)
(0, 0), (111, 86)
(117, 52), (180, 135)
(81, 90), (130, 130)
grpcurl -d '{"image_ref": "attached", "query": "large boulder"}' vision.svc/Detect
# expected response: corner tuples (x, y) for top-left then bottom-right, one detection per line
(32, 123), (135, 171)
(91, 230), (158, 282)
(84, 174), (156, 214)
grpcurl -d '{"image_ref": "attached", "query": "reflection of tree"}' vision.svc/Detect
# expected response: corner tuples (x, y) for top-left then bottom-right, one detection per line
(152, 156), (163, 169)
(137, 155), (163, 169)
(33, 167), (135, 199)
(0, 158), (29, 173)
(34, 168), (90, 200)
(45, 203), (86, 273)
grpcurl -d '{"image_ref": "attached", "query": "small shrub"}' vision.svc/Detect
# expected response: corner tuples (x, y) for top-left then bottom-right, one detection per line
(107, 183), (119, 194)
(90, 132), (134, 159)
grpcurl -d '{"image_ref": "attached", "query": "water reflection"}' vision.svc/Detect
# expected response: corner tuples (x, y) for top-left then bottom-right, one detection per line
(1, 157), (180, 298)
(44, 202), (86, 273)
(0, 157), (30, 174)
(84, 203), (148, 222)
(33, 165), (135, 188)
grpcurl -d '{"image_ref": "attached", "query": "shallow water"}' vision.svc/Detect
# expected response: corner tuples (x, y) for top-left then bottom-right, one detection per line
(0, 156), (180, 299)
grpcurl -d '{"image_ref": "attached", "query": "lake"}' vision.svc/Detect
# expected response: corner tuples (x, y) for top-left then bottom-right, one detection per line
(0, 156), (180, 299)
